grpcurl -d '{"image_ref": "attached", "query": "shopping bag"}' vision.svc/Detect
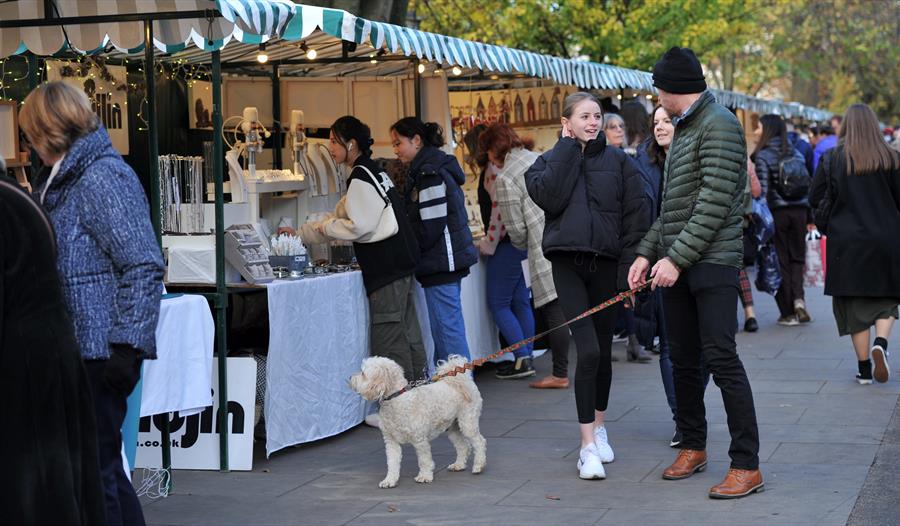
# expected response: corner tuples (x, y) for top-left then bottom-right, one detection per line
(804, 230), (825, 287)
(754, 244), (782, 295)
(750, 198), (776, 247)
(820, 235), (827, 276)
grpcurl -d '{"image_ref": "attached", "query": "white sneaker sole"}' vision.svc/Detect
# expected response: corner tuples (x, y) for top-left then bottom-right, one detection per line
(576, 460), (606, 479)
(872, 346), (890, 383)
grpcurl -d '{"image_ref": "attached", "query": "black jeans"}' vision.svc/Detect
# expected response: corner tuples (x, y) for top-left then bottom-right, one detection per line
(537, 299), (570, 378)
(772, 206), (808, 317)
(85, 360), (146, 526)
(663, 263), (760, 470)
(549, 252), (617, 424)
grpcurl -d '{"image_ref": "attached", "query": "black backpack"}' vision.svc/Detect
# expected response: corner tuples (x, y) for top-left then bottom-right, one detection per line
(776, 154), (810, 200)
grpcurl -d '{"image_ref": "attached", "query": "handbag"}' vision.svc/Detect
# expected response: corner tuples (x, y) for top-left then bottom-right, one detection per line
(754, 244), (782, 295)
(354, 164), (400, 243)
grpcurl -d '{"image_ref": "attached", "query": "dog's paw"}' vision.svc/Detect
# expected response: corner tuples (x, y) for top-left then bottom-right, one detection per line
(447, 462), (466, 472)
(378, 478), (398, 489)
(414, 472), (433, 484)
(472, 463), (485, 474)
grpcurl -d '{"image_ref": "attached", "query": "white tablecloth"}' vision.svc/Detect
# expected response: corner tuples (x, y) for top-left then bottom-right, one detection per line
(264, 260), (499, 455)
(140, 294), (215, 417)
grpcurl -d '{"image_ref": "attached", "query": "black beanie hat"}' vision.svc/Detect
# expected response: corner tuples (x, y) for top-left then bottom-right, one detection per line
(652, 47), (707, 94)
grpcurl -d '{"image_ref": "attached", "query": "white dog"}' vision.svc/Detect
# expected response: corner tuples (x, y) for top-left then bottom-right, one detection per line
(349, 355), (487, 488)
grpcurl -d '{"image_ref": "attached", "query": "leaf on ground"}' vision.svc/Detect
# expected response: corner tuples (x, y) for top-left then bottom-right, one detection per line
(545, 495), (561, 501)
(387, 505), (398, 512)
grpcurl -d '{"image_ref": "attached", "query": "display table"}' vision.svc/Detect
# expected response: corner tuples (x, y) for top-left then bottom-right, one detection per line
(264, 260), (499, 456)
(140, 293), (215, 418)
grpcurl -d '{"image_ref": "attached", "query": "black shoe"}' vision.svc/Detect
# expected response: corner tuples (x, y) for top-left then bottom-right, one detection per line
(669, 427), (683, 448)
(495, 357), (536, 379)
(744, 317), (759, 333)
(648, 345), (661, 355)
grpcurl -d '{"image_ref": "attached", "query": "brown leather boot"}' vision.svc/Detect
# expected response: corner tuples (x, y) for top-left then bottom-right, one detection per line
(528, 375), (569, 389)
(662, 449), (708, 480)
(708, 468), (764, 499)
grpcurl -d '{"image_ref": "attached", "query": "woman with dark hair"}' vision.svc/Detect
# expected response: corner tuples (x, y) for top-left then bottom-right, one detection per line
(753, 113), (811, 326)
(810, 103), (900, 384)
(1, 169), (107, 526)
(302, 116), (426, 385)
(462, 124), (491, 233)
(622, 100), (651, 150)
(526, 92), (649, 480)
(390, 117), (478, 365)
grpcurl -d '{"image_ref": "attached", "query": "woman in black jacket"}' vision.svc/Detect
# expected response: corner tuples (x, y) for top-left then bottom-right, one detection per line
(810, 103), (900, 385)
(391, 117), (478, 365)
(752, 114), (811, 326)
(526, 92), (650, 480)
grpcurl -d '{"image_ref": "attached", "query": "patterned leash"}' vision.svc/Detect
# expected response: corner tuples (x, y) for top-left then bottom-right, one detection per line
(382, 281), (652, 401)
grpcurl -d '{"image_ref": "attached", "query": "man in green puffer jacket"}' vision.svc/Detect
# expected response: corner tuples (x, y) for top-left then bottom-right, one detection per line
(627, 47), (763, 500)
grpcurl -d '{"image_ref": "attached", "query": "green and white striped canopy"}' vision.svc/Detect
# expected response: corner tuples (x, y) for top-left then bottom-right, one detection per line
(0, 0), (831, 120)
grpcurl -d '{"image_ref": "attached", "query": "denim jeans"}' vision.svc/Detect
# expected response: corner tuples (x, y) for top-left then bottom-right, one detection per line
(486, 240), (534, 358)
(424, 280), (471, 364)
(663, 263), (760, 470)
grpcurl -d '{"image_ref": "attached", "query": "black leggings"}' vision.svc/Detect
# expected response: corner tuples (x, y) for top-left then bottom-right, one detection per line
(549, 252), (618, 424)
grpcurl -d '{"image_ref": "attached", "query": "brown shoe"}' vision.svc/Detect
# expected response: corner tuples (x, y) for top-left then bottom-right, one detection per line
(528, 375), (569, 389)
(708, 468), (764, 499)
(662, 449), (707, 480)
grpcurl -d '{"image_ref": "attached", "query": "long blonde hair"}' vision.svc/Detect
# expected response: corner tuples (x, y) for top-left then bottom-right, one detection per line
(19, 81), (99, 159)
(840, 103), (899, 175)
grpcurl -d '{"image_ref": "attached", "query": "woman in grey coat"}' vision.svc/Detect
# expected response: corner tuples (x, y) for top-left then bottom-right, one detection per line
(21, 81), (164, 526)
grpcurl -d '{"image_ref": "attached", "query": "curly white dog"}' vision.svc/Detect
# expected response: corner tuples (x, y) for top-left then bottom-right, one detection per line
(349, 355), (487, 488)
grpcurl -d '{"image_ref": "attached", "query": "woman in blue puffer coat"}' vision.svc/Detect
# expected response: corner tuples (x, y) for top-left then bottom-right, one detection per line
(21, 81), (164, 526)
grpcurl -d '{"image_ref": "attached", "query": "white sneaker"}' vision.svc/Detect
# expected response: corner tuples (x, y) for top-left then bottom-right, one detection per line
(593, 425), (615, 463)
(576, 444), (606, 480)
(872, 346), (891, 383)
(364, 413), (380, 428)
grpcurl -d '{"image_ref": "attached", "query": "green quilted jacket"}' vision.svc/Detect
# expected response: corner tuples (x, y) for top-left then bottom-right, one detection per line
(636, 91), (747, 270)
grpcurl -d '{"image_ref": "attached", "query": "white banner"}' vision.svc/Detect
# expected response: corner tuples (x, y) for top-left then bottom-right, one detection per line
(135, 357), (256, 471)
(47, 60), (130, 154)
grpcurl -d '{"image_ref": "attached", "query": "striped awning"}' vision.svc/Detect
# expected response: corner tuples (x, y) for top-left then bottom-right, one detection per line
(0, 0), (831, 120)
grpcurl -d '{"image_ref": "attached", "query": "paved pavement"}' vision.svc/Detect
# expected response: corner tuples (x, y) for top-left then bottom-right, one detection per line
(140, 285), (900, 525)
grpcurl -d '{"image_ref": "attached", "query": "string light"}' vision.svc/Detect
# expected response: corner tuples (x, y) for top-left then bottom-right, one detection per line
(257, 43), (269, 64)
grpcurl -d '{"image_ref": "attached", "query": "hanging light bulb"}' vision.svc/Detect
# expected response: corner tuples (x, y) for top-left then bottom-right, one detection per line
(299, 42), (317, 60)
(645, 94), (653, 100)
(452, 66), (462, 76)
(417, 63), (426, 74)
(257, 43), (269, 64)
(434, 67), (443, 75)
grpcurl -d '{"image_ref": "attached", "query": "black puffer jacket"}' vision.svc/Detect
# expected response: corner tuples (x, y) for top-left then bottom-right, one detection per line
(755, 136), (809, 209)
(525, 135), (650, 289)
(404, 146), (478, 287)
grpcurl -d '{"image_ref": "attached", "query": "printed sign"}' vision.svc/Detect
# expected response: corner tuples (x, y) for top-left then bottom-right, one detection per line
(134, 358), (257, 471)
(47, 60), (130, 154)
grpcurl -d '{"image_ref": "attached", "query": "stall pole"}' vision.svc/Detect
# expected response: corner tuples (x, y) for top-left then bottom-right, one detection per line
(144, 20), (161, 243)
(413, 59), (422, 119)
(27, 53), (40, 174)
(212, 50), (231, 472)
(271, 65), (282, 169)
(144, 19), (172, 489)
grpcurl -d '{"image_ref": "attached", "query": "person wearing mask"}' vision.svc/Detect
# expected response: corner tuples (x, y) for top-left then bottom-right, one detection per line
(1, 167), (107, 526)
(810, 103), (900, 385)
(526, 92), (649, 480)
(481, 123), (571, 387)
(629, 47), (763, 499)
(813, 124), (838, 172)
(390, 117), (478, 365)
(301, 116), (426, 387)
(20, 81), (164, 526)
(753, 114), (812, 326)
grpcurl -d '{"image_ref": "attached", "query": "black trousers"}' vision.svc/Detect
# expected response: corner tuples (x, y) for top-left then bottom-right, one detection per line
(537, 299), (570, 378)
(549, 253), (617, 424)
(772, 206), (808, 317)
(663, 263), (760, 470)
(85, 361), (146, 526)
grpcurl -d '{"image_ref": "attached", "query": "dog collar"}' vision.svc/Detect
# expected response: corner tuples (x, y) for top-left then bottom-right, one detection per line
(381, 386), (409, 402)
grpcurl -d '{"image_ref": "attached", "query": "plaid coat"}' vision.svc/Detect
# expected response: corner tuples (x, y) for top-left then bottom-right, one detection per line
(494, 148), (557, 308)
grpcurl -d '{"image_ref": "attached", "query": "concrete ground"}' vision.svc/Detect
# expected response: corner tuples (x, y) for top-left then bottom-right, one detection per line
(139, 285), (900, 526)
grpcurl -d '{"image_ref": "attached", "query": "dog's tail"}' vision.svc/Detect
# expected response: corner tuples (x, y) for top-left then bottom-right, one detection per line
(434, 355), (478, 403)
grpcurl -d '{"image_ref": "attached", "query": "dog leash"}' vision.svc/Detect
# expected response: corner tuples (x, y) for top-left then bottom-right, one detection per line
(382, 282), (652, 401)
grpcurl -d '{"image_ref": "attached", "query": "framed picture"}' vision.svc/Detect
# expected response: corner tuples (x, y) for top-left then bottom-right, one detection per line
(0, 101), (19, 166)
